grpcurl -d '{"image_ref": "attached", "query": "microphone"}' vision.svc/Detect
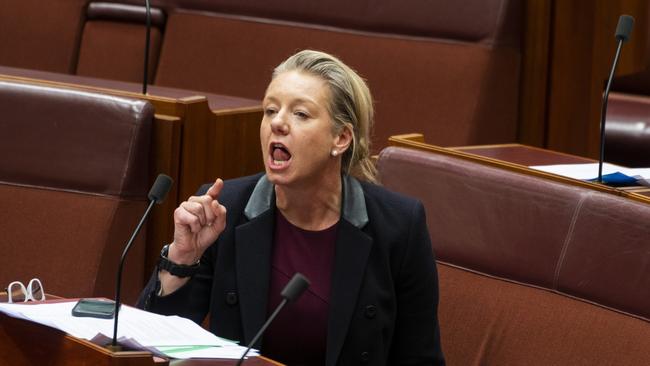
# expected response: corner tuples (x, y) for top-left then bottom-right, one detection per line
(142, 0), (152, 94)
(598, 15), (634, 183)
(110, 174), (173, 350)
(235, 273), (311, 365)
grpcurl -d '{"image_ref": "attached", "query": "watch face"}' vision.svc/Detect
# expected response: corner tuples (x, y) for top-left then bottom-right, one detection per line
(161, 244), (170, 257)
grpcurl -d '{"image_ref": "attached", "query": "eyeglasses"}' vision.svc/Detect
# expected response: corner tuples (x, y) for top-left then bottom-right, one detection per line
(2, 278), (45, 303)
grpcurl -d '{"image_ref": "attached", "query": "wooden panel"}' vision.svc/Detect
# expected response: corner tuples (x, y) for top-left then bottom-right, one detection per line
(210, 109), (264, 181)
(517, 0), (552, 147)
(0, 313), (159, 366)
(147, 114), (182, 278)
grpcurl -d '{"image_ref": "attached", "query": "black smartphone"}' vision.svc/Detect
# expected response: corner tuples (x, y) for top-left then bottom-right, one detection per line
(71, 298), (117, 319)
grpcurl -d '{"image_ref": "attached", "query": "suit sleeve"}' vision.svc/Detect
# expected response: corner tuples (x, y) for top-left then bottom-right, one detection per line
(389, 201), (446, 365)
(135, 246), (215, 325)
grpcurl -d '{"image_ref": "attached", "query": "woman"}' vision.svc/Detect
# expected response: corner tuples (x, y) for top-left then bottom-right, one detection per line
(138, 50), (445, 365)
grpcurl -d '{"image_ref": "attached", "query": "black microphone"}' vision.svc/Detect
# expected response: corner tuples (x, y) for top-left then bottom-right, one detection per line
(598, 15), (634, 183)
(142, 0), (152, 94)
(235, 273), (311, 365)
(110, 174), (173, 350)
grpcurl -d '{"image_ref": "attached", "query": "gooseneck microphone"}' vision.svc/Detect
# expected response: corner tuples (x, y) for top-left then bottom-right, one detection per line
(235, 273), (311, 366)
(110, 174), (173, 349)
(142, 0), (152, 94)
(598, 15), (634, 183)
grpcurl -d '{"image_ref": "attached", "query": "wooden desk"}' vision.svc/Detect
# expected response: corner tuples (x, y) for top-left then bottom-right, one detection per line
(388, 134), (650, 204)
(0, 299), (283, 366)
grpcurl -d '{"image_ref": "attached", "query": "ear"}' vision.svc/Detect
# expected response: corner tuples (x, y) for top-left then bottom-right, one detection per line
(332, 124), (353, 154)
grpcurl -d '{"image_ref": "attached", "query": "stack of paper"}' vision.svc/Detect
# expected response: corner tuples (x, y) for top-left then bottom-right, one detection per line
(530, 163), (650, 187)
(0, 301), (258, 360)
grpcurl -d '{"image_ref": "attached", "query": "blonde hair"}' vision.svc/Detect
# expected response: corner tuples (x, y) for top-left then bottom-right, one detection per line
(273, 50), (378, 183)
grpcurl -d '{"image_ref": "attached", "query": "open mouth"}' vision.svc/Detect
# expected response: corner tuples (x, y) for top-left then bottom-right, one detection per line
(270, 142), (292, 166)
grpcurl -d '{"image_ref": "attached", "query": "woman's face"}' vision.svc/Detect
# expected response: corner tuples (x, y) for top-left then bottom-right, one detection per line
(260, 70), (347, 188)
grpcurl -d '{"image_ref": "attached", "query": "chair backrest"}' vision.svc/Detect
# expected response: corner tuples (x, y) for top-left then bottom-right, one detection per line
(0, 0), (87, 73)
(150, 0), (524, 151)
(76, 2), (166, 83)
(0, 80), (153, 304)
(604, 92), (650, 167)
(377, 145), (650, 317)
(377, 145), (650, 364)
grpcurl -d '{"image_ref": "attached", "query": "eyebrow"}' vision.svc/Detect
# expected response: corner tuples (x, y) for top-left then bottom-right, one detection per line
(263, 95), (320, 107)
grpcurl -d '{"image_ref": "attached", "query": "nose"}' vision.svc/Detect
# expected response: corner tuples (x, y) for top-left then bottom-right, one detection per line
(270, 110), (289, 135)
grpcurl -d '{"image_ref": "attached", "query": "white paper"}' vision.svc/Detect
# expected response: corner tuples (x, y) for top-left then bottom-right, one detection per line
(530, 163), (650, 186)
(0, 301), (257, 359)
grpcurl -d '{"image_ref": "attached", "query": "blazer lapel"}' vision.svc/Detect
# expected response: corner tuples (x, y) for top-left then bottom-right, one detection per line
(235, 209), (274, 348)
(326, 220), (373, 366)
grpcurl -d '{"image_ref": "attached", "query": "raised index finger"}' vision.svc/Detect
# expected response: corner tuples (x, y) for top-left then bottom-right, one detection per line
(206, 178), (224, 200)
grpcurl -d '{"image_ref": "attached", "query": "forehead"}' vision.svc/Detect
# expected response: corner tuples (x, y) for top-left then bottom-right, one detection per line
(265, 70), (331, 105)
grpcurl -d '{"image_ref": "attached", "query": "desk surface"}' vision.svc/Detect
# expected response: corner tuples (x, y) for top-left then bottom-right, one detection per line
(0, 65), (260, 112)
(451, 143), (594, 166)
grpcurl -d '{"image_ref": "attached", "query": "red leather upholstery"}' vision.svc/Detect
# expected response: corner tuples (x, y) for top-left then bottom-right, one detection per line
(0, 0), (87, 73)
(76, 2), (166, 83)
(604, 92), (650, 167)
(377, 146), (650, 365)
(0, 80), (154, 304)
(150, 0), (523, 151)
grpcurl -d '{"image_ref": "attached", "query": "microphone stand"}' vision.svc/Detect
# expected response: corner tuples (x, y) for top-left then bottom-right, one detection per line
(142, 0), (151, 95)
(235, 298), (289, 366)
(597, 39), (624, 183)
(108, 198), (157, 351)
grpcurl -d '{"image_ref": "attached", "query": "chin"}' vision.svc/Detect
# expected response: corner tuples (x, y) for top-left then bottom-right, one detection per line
(264, 168), (291, 186)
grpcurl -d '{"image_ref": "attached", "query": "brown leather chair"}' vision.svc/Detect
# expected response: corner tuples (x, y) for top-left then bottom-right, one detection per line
(0, 80), (153, 304)
(604, 92), (650, 167)
(76, 2), (166, 83)
(377, 145), (650, 365)
(148, 0), (524, 152)
(0, 0), (87, 74)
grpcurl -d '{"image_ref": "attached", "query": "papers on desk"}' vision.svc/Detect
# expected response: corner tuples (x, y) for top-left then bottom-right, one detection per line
(530, 163), (650, 187)
(0, 301), (258, 360)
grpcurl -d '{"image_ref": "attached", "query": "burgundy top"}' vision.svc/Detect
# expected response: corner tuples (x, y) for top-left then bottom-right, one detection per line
(262, 209), (338, 365)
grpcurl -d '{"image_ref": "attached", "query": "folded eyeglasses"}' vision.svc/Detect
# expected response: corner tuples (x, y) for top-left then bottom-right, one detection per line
(2, 278), (45, 303)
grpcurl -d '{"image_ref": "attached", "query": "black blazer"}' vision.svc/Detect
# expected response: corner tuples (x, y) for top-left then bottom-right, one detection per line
(138, 173), (445, 365)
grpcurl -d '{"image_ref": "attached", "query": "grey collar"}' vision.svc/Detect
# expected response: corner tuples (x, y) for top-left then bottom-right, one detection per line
(243, 174), (368, 228)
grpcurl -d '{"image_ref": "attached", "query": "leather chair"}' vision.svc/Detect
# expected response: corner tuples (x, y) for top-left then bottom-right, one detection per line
(604, 92), (650, 167)
(377, 145), (650, 365)
(0, 80), (153, 304)
(147, 0), (524, 151)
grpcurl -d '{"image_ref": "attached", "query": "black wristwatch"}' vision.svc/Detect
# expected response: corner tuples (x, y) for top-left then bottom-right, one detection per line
(158, 244), (200, 278)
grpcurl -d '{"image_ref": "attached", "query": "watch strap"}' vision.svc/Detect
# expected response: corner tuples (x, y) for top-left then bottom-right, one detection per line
(158, 244), (200, 278)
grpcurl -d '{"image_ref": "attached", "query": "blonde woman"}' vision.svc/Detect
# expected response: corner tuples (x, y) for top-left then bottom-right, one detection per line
(139, 50), (445, 365)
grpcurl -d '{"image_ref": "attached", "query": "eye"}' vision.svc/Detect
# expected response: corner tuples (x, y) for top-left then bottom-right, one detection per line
(264, 107), (277, 116)
(294, 111), (310, 120)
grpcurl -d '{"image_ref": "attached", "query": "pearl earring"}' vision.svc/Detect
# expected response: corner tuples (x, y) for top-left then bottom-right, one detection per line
(331, 150), (338, 157)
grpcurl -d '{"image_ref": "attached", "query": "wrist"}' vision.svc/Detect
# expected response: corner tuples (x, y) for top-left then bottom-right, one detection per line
(167, 242), (200, 265)
(158, 244), (200, 278)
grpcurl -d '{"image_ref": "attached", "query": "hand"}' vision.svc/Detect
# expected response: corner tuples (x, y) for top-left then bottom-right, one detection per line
(169, 178), (227, 264)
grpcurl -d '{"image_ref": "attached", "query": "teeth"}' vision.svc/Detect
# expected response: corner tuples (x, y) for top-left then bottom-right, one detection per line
(273, 160), (288, 165)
